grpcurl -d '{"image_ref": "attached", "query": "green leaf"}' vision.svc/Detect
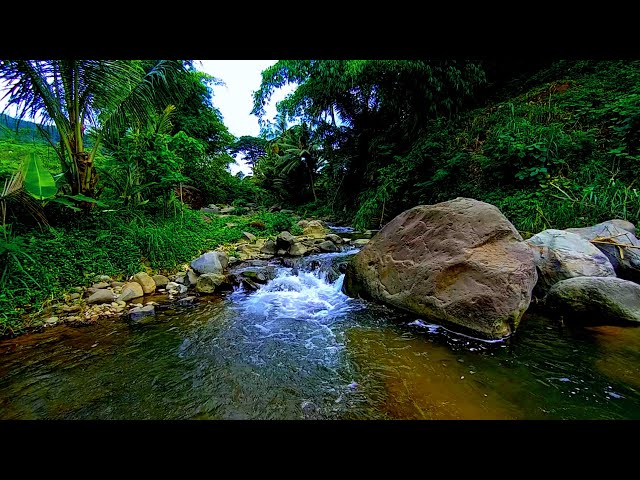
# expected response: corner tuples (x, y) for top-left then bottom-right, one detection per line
(22, 152), (57, 200)
(50, 197), (81, 211)
(63, 194), (109, 208)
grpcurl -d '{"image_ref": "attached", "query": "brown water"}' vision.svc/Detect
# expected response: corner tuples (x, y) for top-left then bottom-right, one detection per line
(1, 251), (640, 420)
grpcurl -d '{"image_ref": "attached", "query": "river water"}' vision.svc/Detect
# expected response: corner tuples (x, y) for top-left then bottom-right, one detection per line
(1, 238), (640, 419)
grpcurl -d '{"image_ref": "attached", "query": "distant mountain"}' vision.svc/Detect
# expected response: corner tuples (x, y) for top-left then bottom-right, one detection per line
(0, 113), (60, 143)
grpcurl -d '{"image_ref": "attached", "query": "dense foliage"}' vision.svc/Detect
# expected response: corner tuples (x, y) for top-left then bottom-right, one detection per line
(251, 60), (640, 233)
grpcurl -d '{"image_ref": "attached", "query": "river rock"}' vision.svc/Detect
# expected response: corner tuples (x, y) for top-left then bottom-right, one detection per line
(191, 251), (224, 275)
(187, 269), (199, 286)
(289, 242), (308, 256)
(303, 220), (326, 237)
(318, 240), (339, 253)
(343, 198), (538, 339)
(545, 276), (640, 324)
(260, 239), (277, 255)
(92, 282), (110, 289)
(87, 289), (115, 305)
(127, 304), (156, 322)
(220, 206), (235, 214)
(132, 272), (156, 294)
(152, 275), (169, 289)
(67, 293), (80, 300)
(111, 281), (124, 288)
(196, 273), (226, 294)
(276, 231), (296, 251)
(325, 234), (343, 244)
(297, 220), (309, 228)
(352, 239), (370, 247)
(117, 282), (144, 302)
(566, 221), (640, 282)
(241, 269), (267, 283)
(93, 275), (112, 283)
(243, 231), (257, 242)
(166, 282), (188, 295)
(525, 229), (616, 294)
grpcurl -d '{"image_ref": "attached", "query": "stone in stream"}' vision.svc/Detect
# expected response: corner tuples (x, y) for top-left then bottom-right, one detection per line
(344, 198), (538, 340)
(565, 220), (640, 283)
(191, 251), (226, 275)
(166, 282), (188, 295)
(325, 233), (343, 244)
(87, 289), (115, 305)
(352, 239), (370, 247)
(195, 273), (226, 294)
(288, 242), (308, 257)
(127, 304), (156, 322)
(116, 282), (144, 302)
(92, 282), (110, 289)
(152, 275), (170, 289)
(525, 229), (616, 295)
(276, 231), (296, 251)
(545, 276), (640, 325)
(132, 272), (156, 294)
(318, 240), (339, 253)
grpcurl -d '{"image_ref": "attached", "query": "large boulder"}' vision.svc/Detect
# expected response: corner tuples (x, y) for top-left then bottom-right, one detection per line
(132, 272), (156, 294)
(191, 251), (226, 275)
(566, 220), (640, 282)
(525, 229), (616, 294)
(116, 282), (144, 302)
(545, 276), (640, 324)
(343, 198), (538, 339)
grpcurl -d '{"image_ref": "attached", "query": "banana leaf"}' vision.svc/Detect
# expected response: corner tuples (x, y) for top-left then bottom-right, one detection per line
(22, 152), (57, 200)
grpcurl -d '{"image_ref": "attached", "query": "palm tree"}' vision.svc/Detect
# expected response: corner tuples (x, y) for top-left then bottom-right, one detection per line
(0, 60), (185, 201)
(275, 122), (318, 201)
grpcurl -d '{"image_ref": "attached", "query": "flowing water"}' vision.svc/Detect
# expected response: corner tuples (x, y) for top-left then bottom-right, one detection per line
(2, 237), (640, 419)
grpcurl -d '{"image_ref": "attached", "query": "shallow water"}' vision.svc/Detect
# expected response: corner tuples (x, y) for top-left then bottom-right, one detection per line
(1, 249), (640, 420)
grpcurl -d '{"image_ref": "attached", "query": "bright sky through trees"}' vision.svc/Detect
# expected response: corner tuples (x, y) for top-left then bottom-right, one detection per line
(197, 60), (295, 175)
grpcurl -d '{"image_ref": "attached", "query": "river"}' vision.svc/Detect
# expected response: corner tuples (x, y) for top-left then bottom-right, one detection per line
(1, 233), (640, 419)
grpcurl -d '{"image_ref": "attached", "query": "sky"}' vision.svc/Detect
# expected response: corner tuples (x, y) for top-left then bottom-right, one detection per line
(196, 60), (295, 175)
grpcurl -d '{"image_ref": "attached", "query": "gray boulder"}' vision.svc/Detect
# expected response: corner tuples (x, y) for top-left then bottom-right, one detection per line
(344, 198), (538, 339)
(87, 289), (114, 305)
(117, 282), (144, 302)
(127, 304), (156, 322)
(289, 242), (308, 256)
(325, 234), (343, 244)
(566, 220), (640, 282)
(195, 273), (226, 294)
(318, 240), (339, 253)
(152, 275), (170, 289)
(545, 276), (640, 324)
(276, 231), (296, 251)
(191, 251), (227, 275)
(260, 240), (277, 255)
(526, 229), (616, 294)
